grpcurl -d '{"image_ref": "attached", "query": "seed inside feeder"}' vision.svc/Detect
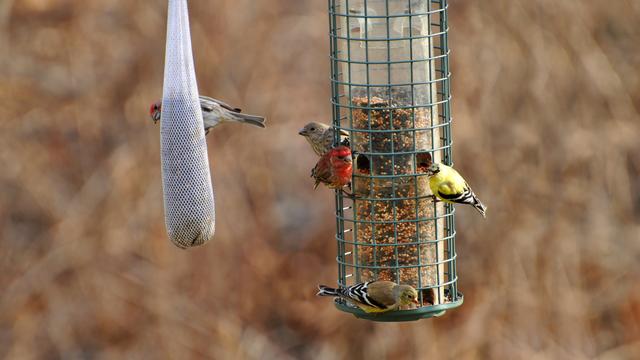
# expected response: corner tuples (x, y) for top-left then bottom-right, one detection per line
(348, 96), (446, 304)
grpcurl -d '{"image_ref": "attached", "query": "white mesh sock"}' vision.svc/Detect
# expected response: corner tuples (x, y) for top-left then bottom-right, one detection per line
(160, 0), (215, 249)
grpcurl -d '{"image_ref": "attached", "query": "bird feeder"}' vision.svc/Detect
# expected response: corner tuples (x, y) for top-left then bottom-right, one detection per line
(160, 0), (215, 249)
(329, 0), (462, 321)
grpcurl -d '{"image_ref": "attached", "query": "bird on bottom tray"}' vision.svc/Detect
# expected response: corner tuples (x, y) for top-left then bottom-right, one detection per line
(298, 121), (349, 156)
(426, 162), (487, 218)
(149, 95), (266, 134)
(317, 281), (419, 314)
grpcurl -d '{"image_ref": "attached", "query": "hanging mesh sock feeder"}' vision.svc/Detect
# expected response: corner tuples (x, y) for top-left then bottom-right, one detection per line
(160, 0), (215, 249)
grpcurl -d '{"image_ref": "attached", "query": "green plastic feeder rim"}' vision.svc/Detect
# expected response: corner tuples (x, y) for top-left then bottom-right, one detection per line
(334, 292), (463, 322)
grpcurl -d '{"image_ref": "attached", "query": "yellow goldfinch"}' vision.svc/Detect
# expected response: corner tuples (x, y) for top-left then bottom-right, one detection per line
(426, 163), (487, 218)
(317, 281), (419, 313)
(298, 121), (349, 156)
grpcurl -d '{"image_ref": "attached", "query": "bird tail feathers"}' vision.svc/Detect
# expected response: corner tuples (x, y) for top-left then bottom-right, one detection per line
(317, 285), (341, 297)
(234, 113), (266, 128)
(473, 200), (487, 218)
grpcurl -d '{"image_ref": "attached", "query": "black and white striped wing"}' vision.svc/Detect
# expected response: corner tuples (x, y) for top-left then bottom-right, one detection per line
(438, 183), (477, 205)
(342, 282), (388, 310)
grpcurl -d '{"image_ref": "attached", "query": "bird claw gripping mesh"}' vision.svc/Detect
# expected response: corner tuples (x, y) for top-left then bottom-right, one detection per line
(160, 0), (215, 249)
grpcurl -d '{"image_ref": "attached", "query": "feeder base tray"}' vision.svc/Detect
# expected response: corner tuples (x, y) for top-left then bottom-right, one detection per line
(334, 292), (464, 322)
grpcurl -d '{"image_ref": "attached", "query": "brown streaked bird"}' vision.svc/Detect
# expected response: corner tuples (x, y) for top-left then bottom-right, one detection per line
(150, 95), (266, 134)
(298, 121), (349, 156)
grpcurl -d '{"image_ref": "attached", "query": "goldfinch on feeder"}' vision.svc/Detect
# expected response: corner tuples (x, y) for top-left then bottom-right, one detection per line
(317, 281), (419, 313)
(150, 95), (266, 134)
(299, 121), (349, 156)
(426, 163), (487, 218)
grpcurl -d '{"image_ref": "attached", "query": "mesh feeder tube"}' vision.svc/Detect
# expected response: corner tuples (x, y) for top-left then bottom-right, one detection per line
(329, 0), (462, 321)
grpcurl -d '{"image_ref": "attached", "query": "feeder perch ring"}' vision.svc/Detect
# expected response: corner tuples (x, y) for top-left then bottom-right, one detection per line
(334, 292), (463, 322)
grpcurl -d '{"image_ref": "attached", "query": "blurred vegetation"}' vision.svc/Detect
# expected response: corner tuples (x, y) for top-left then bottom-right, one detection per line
(1, 0), (639, 358)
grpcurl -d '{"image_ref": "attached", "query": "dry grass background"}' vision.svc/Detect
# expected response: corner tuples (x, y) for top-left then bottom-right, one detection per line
(1, 0), (639, 359)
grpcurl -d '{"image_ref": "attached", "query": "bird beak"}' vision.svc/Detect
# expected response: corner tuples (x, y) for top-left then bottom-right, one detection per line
(298, 128), (307, 136)
(153, 112), (161, 123)
(413, 299), (420, 306)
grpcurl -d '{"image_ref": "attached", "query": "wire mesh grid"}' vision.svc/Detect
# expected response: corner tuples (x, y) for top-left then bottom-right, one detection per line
(329, 0), (461, 321)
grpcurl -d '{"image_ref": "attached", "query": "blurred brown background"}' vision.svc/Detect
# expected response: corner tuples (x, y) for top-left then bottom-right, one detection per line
(1, 0), (639, 358)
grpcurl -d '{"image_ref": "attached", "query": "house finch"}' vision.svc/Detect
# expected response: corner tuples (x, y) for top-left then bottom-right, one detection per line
(311, 145), (353, 190)
(317, 281), (419, 313)
(426, 163), (487, 218)
(150, 95), (266, 134)
(298, 121), (349, 156)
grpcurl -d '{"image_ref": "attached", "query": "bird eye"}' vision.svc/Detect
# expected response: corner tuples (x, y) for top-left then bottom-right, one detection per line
(310, 127), (316, 131)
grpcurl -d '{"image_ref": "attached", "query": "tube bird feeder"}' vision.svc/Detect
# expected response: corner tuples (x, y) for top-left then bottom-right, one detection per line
(329, 0), (462, 321)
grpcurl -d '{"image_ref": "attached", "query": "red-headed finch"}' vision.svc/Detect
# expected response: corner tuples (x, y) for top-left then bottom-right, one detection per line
(311, 145), (353, 190)
(150, 95), (266, 134)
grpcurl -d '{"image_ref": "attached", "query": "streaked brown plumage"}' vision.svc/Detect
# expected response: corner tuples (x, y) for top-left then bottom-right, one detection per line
(150, 95), (266, 134)
(298, 121), (349, 156)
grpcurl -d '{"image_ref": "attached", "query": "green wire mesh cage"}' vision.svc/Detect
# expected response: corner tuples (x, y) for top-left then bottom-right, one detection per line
(329, 0), (462, 321)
